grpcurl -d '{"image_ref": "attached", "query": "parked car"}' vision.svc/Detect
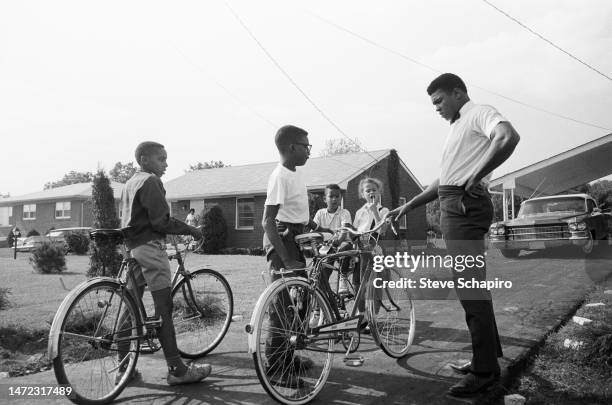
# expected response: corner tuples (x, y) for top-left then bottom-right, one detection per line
(14, 227), (92, 253)
(489, 194), (612, 258)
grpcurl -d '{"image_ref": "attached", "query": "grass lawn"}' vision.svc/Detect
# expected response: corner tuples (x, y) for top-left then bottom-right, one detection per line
(0, 247), (269, 374)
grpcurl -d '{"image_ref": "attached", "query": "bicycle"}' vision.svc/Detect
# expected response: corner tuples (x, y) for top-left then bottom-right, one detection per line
(246, 220), (415, 404)
(48, 228), (234, 405)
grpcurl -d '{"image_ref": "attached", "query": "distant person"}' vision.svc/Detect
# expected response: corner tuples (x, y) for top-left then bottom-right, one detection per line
(120, 141), (211, 386)
(185, 208), (198, 227)
(262, 125), (316, 388)
(387, 73), (520, 397)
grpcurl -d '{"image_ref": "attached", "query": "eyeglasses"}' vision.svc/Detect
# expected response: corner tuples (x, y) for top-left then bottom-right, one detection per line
(294, 143), (312, 153)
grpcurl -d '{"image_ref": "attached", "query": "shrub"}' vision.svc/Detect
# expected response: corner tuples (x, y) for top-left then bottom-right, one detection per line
(201, 205), (227, 254)
(0, 288), (11, 310)
(30, 242), (66, 273)
(66, 233), (90, 255)
(88, 170), (122, 277)
(7, 228), (21, 248)
(26, 229), (40, 237)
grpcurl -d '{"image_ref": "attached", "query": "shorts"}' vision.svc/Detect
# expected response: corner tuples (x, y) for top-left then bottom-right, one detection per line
(130, 240), (172, 291)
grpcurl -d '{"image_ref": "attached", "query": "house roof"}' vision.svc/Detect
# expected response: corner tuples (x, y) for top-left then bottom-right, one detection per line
(165, 149), (423, 200)
(0, 182), (124, 205)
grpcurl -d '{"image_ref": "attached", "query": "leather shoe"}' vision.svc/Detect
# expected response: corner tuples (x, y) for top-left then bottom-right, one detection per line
(448, 372), (498, 397)
(449, 361), (500, 377)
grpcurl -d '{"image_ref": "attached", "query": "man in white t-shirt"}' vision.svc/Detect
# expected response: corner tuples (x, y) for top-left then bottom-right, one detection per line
(387, 73), (520, 397)
(261, 124), (316, 388)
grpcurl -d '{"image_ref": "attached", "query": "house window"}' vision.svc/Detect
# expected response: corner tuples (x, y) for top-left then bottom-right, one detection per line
(399, 197), (407, 230)
(236, 198), (255, 230)
(23, 204), (36, 220)
(55, 201), (71, 219)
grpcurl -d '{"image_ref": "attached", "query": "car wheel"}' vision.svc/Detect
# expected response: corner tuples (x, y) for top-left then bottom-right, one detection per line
(581, 231), (594, 255)
(500, 249), (520, 258)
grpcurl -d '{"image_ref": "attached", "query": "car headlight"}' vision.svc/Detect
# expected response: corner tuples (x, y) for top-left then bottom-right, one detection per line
(569, 222), (587, 231)
(497, 226), (506, 235)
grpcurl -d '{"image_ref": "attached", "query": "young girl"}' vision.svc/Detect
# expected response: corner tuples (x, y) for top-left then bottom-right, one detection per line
(352, 177), (389, 326)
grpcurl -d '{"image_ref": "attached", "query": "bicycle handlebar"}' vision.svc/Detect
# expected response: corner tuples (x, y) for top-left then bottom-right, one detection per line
(336, 218), (397, 238)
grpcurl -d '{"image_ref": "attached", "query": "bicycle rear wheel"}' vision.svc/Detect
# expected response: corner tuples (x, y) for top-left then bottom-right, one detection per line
(366, 268), (415, 358)
(251, 277), (334, 405)
(50, 280), (140, 405)
(171, 268), (233, 358)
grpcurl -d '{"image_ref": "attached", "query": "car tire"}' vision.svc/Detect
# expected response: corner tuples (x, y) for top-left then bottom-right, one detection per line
(581, 231), (594, 255)
(500, 249), (520, 258)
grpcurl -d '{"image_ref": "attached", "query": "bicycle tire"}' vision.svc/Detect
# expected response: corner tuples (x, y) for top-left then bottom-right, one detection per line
(171, 268), (233, 358)
(50, 279), (140, 405)
(251, 277), (335, 405)
(366, 267), (415, 358)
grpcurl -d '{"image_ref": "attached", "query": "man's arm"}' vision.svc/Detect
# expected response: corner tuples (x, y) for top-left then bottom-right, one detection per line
(262, 204), (303, 269)
(387, 178), (440, 220)
(465, 122), (520, 197)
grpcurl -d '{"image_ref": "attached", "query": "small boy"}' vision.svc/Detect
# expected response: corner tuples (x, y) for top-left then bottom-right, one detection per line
(120, 141), (211, 385)
(312, 184), (352, 293)
(262, 125), (315, 388)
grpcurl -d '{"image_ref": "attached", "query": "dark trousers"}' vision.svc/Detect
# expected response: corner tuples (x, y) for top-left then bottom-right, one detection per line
(263, 226), (307, 370)
(439, 185), (503, 374)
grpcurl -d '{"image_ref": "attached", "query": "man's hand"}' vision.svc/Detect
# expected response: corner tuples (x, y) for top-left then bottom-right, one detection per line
(464, 176), (483, 198)
(386, 203), (411, 222)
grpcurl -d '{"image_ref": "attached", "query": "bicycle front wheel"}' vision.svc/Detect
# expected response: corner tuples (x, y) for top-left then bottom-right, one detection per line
(171, 268), (233, 358)
(50, 279), (140, 405)
(366, 268), (415, 358)
(251, 277), (335, 405)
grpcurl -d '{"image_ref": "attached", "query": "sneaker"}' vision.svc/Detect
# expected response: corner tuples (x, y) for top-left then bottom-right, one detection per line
(309, 309), (321, 329)
(115, 368), (141, 385)
(338, 277), (350, 295)
(167, 363), (212, 386)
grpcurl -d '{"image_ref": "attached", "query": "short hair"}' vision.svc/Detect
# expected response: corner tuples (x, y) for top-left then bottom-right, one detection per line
(426, 73), (467, 95)
(358, 177), (384, 198)
(135, 141), (164, 165)
(325, 184), (342, 194)
(275, 125), (308, 150)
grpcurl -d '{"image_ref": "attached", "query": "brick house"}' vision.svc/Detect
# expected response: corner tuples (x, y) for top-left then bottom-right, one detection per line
(165, 150), (427, 248)
(0, 182), (123, 237)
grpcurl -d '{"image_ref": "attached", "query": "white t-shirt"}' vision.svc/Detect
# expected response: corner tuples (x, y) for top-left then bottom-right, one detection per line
(264, 163), (309, 224)
(353, 204), (389, 232)
(313, 208), (352, 231)
(439, 100), (506, 186)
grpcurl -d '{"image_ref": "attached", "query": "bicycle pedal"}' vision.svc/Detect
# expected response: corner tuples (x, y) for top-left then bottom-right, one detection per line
(343, 355), (364, 367)
(140, 340), (160, 354)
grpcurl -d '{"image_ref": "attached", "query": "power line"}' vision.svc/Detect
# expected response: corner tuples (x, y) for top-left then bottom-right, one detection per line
(222, 0), (382, 164)
(308, 11), (612, 132)
(173, 46), (278, 129)
(482, 0), (612, 83)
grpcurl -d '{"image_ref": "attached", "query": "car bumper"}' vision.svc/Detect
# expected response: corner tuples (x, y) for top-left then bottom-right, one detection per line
(490, 233), (590, 250)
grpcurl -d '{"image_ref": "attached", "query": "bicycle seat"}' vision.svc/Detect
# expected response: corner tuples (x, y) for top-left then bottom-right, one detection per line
(294, 232), (332, 244)
(90, 228), (129, 242)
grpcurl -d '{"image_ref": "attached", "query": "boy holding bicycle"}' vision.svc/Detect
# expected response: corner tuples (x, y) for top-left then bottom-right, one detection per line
(120, 141), (211, 385)
(262, 125), (316, 388)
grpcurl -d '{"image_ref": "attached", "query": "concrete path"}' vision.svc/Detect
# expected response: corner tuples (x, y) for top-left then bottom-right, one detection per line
(2, 248), (611, 404)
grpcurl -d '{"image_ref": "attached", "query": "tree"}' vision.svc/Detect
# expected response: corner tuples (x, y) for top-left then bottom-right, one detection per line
(585, 180), (612, 209)
(109, 161), (137, 183)
(44, 171), (94, 189)
(186, 161), (228, 172)
(88, 170), (122, 277)
(200, 205), (228, 253)
(319, 138), (363, 157)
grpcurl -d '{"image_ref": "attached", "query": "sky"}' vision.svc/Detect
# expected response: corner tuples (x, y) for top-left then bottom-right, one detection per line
(1, 0), (611, 196)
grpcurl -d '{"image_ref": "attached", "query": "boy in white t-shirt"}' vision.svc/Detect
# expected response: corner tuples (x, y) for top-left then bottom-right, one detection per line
(312, 184), (352, 293)
(261, 125), (316, 388)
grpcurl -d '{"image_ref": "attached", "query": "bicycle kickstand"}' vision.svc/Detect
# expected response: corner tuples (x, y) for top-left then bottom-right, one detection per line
(343, 337), (364, 367)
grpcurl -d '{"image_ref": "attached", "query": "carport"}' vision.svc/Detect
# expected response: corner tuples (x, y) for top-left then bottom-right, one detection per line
(489, 133), (612, 220)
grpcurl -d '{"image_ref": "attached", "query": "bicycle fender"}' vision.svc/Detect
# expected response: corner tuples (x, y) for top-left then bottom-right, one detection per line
(48, 277), (119, 360)
(245, 277), (310, 354)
